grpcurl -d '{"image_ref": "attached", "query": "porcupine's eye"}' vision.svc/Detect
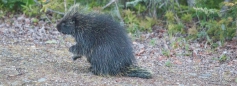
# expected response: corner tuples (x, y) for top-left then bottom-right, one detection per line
(61, 22), (65, 26)
(69, 21), (74, 25)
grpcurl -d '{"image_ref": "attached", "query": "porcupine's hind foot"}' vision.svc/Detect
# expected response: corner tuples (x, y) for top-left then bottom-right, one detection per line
(72, 55), (82, 61)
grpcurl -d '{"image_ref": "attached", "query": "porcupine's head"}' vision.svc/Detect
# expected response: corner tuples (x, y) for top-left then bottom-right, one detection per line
(56, 4), (80, 35)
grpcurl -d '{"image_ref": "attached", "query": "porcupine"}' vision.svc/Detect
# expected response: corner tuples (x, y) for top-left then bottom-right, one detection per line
(56, 4), (152, 79)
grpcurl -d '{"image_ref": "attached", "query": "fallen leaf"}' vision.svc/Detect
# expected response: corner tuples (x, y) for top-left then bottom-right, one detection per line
(137, 48), (145, 56)
(158, 56), (166, 61)
(174, 60), (182, 65)
(45, 40), (57, 44)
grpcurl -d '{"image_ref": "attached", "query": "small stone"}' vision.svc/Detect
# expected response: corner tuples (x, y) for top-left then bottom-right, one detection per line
(198, 73), (212, 79)
(189, 73), (197, 76)
(38, 78), (46, 82)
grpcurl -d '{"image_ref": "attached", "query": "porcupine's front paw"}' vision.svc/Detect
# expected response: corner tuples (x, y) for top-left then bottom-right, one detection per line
(69, 45), (82, 61)
(69, 45), (76, 53)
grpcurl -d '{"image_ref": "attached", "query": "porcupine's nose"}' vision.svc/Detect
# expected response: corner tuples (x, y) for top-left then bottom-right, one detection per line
(56, 23), (61, 31)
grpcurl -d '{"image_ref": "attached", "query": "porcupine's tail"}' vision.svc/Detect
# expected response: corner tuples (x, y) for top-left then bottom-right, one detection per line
(124, 66), (152, 79)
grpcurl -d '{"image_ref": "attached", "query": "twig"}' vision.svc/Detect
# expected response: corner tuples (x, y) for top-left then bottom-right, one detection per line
(45, 14), (52, 23)
(46, 8), (64, 15)
(102, 0), (116, 9)
(34, 0), (40, 5)
(114, 1), (124, 24)
(34, 0), (50, 5)
(64, 0), (67, 12)
(103, 0), (124, 25)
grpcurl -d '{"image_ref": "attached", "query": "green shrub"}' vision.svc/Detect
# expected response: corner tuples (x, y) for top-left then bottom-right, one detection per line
(168, 23), (185, 35)
(165, 11), (175, 22)
(0, 0), (29, 12)
(181, 14), (192, 23)
(123, 9), (156, 34)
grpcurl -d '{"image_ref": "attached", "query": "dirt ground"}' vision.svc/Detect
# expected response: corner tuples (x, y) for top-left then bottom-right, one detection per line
(0, 15), (237, 86)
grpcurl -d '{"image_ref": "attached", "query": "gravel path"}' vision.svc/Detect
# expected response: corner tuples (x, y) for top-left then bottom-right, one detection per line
(0, 15), (236, 86)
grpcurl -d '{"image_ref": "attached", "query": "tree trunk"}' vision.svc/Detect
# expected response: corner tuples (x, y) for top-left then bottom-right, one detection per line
(187, 0), (195, 7)
(220, 0), (232, 17)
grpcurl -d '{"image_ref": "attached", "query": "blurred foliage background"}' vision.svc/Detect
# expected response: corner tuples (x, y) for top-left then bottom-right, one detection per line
(0, 0), (237, 46)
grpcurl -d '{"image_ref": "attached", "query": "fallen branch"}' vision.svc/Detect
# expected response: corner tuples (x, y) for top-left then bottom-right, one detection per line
(103, 0), (124, 25)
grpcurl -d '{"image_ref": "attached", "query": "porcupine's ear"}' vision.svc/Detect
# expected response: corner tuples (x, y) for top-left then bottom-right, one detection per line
(63, 3), (80, 19)
(56, 4), (80, 35)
